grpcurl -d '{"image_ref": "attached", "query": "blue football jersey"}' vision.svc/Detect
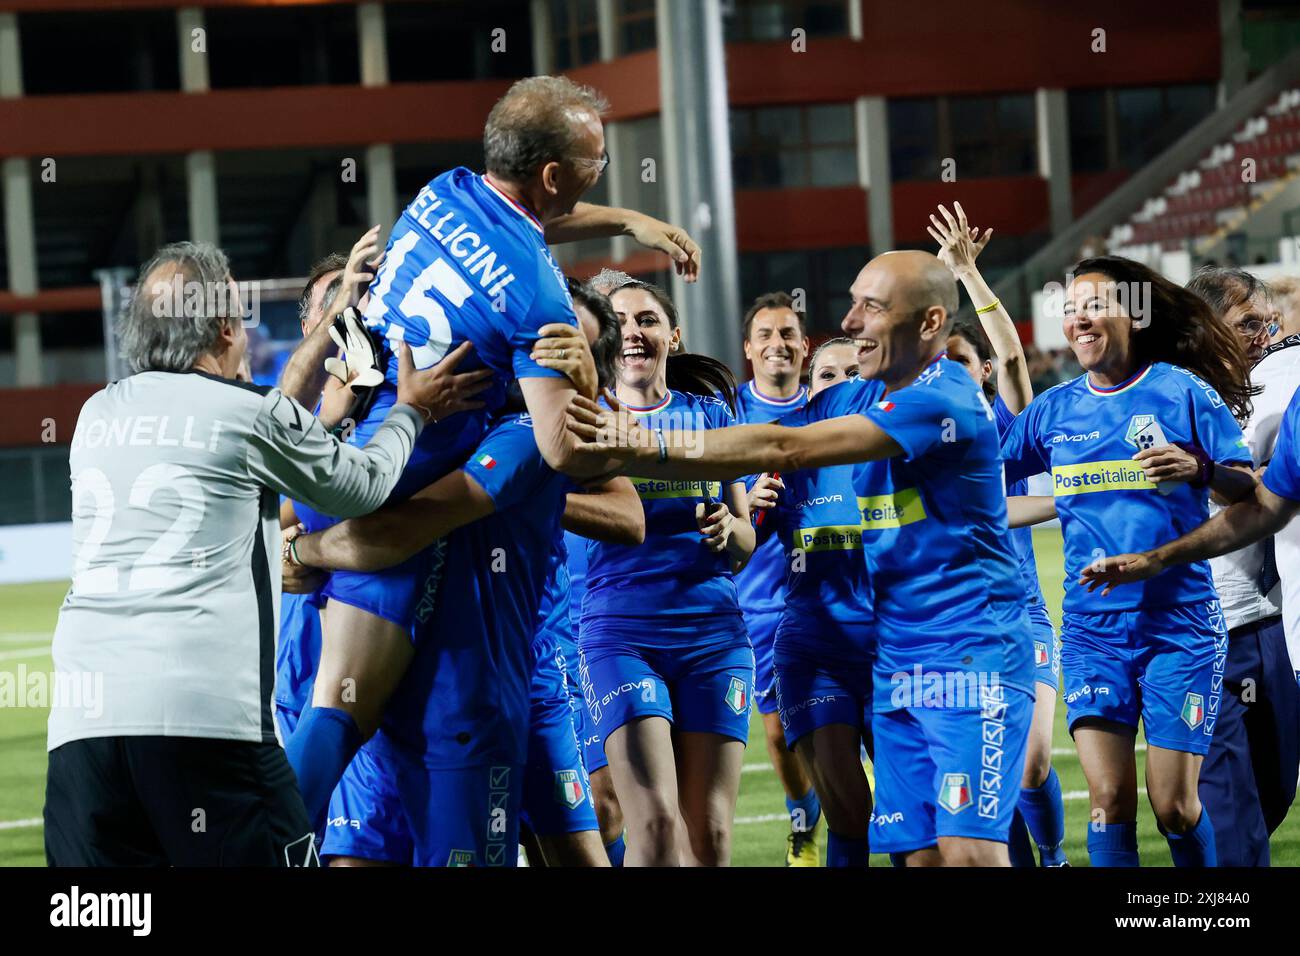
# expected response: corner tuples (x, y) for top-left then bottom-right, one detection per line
(1263, 386), (1300, 503)
(294, 168), (576, 535)
(362, 167), (577, 409)
(766, 380), (876, 643)
(1000, 362), (1251, 614)
(562, 530), (588, 640)
(792, 359), (1034, 700)
(533, 541), (573, 671)
(580, 390), (744, 635)
(993, 394), (1047, 610)
(734, 381), (810, 618)
(375, 413), (573, 768)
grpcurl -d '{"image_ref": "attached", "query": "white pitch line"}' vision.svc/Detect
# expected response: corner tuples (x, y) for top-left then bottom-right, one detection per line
(0, 633), (52, 645)
(0, 646), (52, 662)
(0, 787), (1147, 834)
(0, 818), (41, 831)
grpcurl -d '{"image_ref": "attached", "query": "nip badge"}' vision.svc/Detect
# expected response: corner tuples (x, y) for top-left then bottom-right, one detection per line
(1127, 415), (1174, 496)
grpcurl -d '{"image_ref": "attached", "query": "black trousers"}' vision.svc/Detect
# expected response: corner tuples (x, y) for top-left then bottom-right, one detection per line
(1198, 615), (1300, 866)
(45, 735), (317, 867)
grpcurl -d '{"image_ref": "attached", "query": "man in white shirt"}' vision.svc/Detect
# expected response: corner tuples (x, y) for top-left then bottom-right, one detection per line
(1189, 267), (1300, 866)
(44, 241), (452, 867)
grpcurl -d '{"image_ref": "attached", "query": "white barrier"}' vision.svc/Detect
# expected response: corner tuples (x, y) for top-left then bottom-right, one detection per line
(0, 522), (72, 584)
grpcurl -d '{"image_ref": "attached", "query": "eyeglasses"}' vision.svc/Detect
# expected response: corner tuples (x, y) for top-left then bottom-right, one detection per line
(571, 150), (610, 176)
(1231, 317), (1267, 339)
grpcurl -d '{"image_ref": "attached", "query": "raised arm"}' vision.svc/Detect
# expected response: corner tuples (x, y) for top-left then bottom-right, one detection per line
(929, 202), (1033, 413)
(563, 477), (645, 545)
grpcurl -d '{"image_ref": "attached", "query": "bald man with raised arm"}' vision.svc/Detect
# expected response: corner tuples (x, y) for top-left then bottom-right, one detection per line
(570, 251), (1036, 867)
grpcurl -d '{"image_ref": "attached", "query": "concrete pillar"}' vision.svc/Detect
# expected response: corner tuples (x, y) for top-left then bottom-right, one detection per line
(178, 7), (219, 244)
(1, 12), (42, 386)
(1035, 87), (1073, 236)
(596, 0), (628, 262)
(1218, 0), (1247, 107)
(529, 0), (555, 75)
(855, 95), (893, 255)
(358, 3), (398, 230)
(656, 0), (741, 370)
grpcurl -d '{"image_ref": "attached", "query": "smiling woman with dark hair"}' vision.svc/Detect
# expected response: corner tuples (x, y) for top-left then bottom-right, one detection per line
(999, 254), (1259, 868)
(574, 279), (755, 867)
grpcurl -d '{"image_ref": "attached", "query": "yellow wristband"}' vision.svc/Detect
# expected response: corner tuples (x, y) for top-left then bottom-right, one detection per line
(975, 299), (1001, 315)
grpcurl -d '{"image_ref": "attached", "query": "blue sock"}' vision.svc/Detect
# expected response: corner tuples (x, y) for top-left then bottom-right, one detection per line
(826, 831), (868, 867)
(1163, 809), (1217, 868)
(1007, 808), (1037, 868)
(284, 705), (362, 829)
(786, 788), (821, 832)
(604, 833), (626, 868)
(1020, 767), (1068, 866)
(889, 852), (909, 867)
(1087, 820), (1139, 867)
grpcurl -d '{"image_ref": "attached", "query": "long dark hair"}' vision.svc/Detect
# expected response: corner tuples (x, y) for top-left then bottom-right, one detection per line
(1070, 256), (1255, 422)
(947, 320), (996, 402)
(567, 276), (620, 391)
(612, 279), (738, 412)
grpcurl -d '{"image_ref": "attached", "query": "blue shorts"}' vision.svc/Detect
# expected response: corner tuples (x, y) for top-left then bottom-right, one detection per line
(294, 382), (486, 629)
(579, 617), (754, 745)
(745, 610), (782, 715)
(1027, 603), (1060, 691)
(274, 588), (322, 717)
(322, 733), (523, 867)
(1060, 600), (1227, 755)
(582, 727), (608, 775)
(321, 739), (413, 864)
(772, 617), (875, 749)
(870, 685), (1033, 854)
(522, 639), (599, 836)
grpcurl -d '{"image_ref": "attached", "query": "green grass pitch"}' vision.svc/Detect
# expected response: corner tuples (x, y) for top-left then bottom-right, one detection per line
(1, 530), (1297, 866)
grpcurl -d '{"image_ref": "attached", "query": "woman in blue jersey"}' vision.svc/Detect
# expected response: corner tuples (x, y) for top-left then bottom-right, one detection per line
(929, 201), (1068, 865)
(1000, 255), (1257, 867)
(579, 278), (756, 866)
(751, 337), (877, 868)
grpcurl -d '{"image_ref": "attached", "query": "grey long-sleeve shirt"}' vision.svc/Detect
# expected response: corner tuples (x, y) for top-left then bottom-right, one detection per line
(49, 370), (422, 749)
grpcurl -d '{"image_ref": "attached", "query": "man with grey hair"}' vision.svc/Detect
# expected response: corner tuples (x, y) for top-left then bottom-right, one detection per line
(589, 267), (635, 296)
(278, 73), (708, 839)
(44, 240), (455, 867)
(1185, 266), (1300, 865)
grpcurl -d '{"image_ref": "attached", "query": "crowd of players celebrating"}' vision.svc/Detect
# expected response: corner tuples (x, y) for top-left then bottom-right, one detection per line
(45, 75), (1300, 868)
